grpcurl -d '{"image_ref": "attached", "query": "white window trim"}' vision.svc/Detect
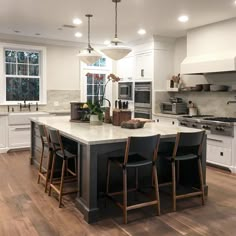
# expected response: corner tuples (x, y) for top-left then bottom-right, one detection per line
(0, 43), (47, 105)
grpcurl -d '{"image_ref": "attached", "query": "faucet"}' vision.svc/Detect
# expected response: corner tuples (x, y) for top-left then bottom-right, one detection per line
(227, 101), (236, 105)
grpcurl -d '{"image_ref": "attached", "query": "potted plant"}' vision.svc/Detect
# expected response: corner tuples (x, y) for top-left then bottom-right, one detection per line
(87, 101), (104, 125)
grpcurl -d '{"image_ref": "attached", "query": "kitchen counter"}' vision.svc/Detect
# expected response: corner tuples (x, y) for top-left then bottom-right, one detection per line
(30, 116), (208, 223)
(153, 112), (186, 119)
(30, 116), (200, 145)
(0, 112), (8, 116)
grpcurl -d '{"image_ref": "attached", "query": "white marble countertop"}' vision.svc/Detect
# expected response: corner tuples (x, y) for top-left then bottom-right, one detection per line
(30, 116), (200, 145)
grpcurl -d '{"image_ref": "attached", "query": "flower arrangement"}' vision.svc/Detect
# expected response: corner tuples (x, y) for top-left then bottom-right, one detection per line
(85, 73), (120, 121)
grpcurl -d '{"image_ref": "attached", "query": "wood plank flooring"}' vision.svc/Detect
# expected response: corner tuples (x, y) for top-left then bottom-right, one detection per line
(0, 151), (236, 236)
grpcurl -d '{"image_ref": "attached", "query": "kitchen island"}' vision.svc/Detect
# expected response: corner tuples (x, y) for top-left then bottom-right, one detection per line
(30, 116), (208, 223)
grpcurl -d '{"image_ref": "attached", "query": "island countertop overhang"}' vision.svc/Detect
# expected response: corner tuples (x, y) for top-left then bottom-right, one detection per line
(30, 116), (200, 145)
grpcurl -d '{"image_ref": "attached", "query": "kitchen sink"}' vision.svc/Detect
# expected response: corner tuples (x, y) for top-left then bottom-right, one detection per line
(8, 112), (49, 125)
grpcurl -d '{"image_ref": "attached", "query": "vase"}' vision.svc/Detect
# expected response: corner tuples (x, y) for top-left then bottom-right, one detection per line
(90, 114), (103, 125)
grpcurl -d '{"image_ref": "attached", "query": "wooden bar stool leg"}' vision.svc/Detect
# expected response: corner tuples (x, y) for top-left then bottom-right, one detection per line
(198, 158), (205, 205)
(59, 160), (66, 208)
(172, 161), (176, 211)
(176, 160), (180, 185)
(48, 153), (56, 196)
(123, 168), (128, 224)
(106, 160), (111, 194)
(37, 144), (44, 184)
(44, 149), (52, 193)
(153, 165), (161, 216)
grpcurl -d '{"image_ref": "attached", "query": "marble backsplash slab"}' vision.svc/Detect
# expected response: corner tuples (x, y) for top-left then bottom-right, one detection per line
(154, 91), (236, 117)
(0, 90), (80, 113)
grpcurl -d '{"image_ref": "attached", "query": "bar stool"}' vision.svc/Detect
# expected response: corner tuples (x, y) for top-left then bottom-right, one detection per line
(37, 124), (53, 193)
(106, 134), (161, 224)
(48, 128), (78, 207)
(162, 131), (205, 211)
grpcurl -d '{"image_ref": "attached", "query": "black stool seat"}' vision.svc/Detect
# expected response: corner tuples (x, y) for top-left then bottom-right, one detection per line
(111, 153), (152, 168)
(56, 149), (77, 160)
(165, 153), (198, 161)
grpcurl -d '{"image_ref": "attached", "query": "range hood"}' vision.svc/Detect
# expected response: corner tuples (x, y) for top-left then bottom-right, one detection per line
(181, 52), (236, 74)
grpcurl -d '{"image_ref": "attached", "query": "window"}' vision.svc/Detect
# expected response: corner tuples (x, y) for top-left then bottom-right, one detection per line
(5, 50), (40, 101)
(0, 43), (47, 104)
(86, 73), (106, 105)
(81, 57), (112, 105)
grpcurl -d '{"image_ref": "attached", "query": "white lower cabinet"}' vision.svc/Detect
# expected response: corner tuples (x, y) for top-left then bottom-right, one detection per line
(154, 116), (178, 126)
(206, 134), (233, 168)
(0, 116), (8, 149)
(8, 125), (31, 148)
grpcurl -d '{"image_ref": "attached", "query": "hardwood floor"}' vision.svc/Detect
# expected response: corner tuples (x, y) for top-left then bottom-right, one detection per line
(0, 151), (236, 236)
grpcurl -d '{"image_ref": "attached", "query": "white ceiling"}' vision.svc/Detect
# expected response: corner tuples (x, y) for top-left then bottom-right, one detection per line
(1, 0), (236, 45)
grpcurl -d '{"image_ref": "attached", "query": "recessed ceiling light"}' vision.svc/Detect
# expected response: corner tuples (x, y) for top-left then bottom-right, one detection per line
(14, 30), (21, 33)
(104, 40), (110, 45)
(178, 15), (189, 23)
(73, 18), (82, 25)
(35, 33), (41, 36)
(137, 29), (146, 35)
(75, 32), (82, 38)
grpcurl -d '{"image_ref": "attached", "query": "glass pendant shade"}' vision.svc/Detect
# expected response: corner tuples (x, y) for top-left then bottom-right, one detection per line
(101, 0), (131, 61)
(78, 49), (101, 65)
(78, 14), (102, 65)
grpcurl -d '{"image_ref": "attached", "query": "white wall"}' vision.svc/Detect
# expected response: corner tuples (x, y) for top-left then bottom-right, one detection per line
(187, 18), (236, 57)
(47, 45), (80, 90)
(173, 37), (186, 75)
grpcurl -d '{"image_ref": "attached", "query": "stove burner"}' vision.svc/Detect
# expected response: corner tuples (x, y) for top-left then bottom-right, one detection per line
(204, 117), (236, 122)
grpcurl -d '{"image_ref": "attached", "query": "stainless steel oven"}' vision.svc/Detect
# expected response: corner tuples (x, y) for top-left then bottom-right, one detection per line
(118, 82), (132, 100)
(134, 107), (152, 119)
(134, 82), (151, 108)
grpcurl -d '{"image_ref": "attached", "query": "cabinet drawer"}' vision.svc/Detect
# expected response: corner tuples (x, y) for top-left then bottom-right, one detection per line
(207, 145), (232, 166)
(8, 125), (30, 148)
(207, 134), (232, 148)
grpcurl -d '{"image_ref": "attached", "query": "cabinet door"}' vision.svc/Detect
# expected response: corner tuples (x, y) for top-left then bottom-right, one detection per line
(117, 56), (135, 80)
(8, 125), (31, 148)
(0, 116), (7, 148)
(136, 52), (153, 79)
(207, 144), (232, 166)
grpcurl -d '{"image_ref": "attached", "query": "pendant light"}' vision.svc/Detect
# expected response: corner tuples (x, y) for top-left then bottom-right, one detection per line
(101, 0), (131, 60)
(78, 14), (102, 65)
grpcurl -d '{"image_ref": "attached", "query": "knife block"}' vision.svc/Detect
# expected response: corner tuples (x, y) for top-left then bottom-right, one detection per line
(112, 109), (131, 126)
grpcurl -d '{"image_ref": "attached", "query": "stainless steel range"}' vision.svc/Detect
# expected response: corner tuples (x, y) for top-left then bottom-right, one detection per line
(178, 115), (235, 137)
(178, 115), (236, 173)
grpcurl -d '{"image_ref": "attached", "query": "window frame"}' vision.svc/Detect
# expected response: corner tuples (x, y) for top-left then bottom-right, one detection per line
(0, 43), (47, 105)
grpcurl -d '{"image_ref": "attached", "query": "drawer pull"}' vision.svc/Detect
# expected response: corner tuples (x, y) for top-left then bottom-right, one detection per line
(207, 138), (223, 143)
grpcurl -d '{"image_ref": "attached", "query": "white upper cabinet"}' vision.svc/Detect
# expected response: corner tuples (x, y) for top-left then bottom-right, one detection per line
(135, 52), (153, 80)
(116, 56), (135, 80)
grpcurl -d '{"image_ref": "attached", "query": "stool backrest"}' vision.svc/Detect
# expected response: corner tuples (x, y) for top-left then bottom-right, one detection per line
(172, 131), (205, 158)
(48, 128), (64, 155)
(38, 124), (50, 145)
(124, 134), (160, 165)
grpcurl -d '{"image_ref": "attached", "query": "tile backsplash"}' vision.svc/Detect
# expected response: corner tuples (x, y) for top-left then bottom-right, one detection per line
(154, 91), (236, 117)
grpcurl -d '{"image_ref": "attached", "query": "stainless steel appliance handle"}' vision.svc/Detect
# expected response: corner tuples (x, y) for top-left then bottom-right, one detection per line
(207, 138), (223, 142)
(135, 88), (151, 92)
(134, 109), (151, 114)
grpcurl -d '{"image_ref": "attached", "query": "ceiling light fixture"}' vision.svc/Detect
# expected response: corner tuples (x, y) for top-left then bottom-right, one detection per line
(73, 18), (82, 25)
(77, 14), (102, 65)
(178, 15), (189, 23)
(101, 0), (131, 60)
(137, 29), (146, 35)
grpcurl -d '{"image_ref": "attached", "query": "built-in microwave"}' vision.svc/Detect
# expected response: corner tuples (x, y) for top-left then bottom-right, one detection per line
(160, 102), (187, 114)
(118, 82), (132, 100)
